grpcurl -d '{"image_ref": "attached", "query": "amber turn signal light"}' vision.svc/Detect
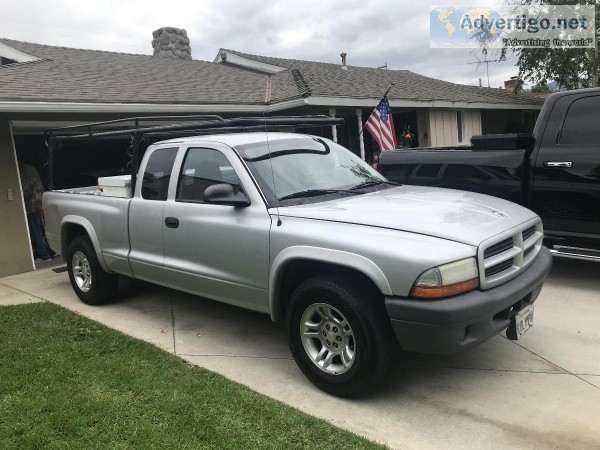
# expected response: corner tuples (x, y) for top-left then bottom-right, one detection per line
(410, 278), (479, 299)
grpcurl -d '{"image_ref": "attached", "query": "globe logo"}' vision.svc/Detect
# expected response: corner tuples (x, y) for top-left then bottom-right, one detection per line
(430, 7), (503, 47)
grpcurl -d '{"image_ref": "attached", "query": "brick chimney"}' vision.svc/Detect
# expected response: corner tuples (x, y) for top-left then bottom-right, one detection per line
(340, 52), (348, 70)
(152, 27), (192, 60)
(504, 76), (520, 92)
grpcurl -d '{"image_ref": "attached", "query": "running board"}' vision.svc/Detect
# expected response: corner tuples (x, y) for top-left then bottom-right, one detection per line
(549, 246), (600, 262)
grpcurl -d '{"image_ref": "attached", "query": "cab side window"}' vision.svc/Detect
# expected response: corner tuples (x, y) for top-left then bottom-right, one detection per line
(141, 147), (178, 200)
(177, 148), (241, 203)
(560, 96), (600, 146)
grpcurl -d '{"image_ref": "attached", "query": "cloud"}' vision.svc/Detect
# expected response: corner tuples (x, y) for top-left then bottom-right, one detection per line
(0, 0), (517, 86)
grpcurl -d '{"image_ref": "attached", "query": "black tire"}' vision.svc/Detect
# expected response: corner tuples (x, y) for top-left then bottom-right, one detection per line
(286, 274), (395, 397)
(66, 236), (118, 305)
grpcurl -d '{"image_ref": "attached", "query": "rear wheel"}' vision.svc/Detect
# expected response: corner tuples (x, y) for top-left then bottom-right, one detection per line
(67, 236), (118, 305)
(286, 274), (395, 397)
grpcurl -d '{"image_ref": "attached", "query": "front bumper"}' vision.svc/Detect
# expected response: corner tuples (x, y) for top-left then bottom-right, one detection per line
(385, 246), (553, 354)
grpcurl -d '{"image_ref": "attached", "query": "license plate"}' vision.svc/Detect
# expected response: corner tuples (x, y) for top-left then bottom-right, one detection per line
(507, 304), (534, 340)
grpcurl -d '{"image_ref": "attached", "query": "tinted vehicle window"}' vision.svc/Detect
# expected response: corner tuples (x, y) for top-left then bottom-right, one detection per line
(444, 164), (491, 180)
(142, 147), (178, 200)
(177, 148), (241, 202)
(415, 164), (441, 178)
(560, 96), (600, 145)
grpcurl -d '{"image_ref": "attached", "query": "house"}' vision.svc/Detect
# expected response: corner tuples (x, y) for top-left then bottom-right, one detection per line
(0, 29), (544, 277)
(215, 48), (545, 155)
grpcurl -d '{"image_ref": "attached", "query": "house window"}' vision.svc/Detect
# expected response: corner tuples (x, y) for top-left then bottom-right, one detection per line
(456, 110), (467, 144)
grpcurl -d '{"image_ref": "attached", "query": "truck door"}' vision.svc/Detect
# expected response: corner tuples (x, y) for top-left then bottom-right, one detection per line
(162, 145), (271, 312)
(532, 94), (600, 238)
(129, 146), (178, 285)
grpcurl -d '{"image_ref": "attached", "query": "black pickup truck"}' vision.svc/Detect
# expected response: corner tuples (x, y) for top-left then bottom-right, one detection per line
(380, 88), (600, 261)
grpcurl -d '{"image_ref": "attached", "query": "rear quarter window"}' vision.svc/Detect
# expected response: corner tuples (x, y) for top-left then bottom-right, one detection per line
(141, 147), (178, 201)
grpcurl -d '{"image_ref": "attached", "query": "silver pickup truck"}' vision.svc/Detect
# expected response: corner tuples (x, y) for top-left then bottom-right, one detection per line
(43, 132), (553, 397)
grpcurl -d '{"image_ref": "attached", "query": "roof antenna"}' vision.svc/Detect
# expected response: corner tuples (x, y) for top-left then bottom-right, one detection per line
(262, 83), (282, 226)
(467, 51), (499, 88)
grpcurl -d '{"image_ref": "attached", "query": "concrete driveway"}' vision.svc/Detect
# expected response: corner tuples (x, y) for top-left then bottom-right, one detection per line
(1, 257), (599, 449)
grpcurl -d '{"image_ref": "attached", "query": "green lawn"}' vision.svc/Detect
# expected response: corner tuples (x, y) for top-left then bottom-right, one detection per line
(0, 303), (383, 449)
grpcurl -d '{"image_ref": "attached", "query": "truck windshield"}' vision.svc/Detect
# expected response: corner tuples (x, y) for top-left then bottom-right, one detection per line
(235, 137), (387, 204)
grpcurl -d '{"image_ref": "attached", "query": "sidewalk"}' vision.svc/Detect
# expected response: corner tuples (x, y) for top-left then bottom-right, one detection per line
(1, 258), (599, 449)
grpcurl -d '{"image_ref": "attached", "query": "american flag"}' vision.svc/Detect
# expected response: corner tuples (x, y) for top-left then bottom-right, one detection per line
(364, 95), (397, 151)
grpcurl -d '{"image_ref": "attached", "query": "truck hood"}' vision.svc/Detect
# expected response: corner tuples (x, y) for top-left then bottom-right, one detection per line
(276, 186), (538, 247)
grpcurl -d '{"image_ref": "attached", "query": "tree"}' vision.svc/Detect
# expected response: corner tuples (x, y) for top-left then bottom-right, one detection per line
(530, 81), (554, 93)
(486, 0), (599, 89)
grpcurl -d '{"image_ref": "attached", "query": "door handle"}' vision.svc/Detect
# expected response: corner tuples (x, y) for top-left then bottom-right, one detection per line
(544, 161), (573, 168)
(165, 217), (179, 228)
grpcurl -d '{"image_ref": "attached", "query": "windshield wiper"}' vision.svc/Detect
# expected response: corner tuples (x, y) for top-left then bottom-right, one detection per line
(278, 189), (363, 201)
(350, 180), (399, 190)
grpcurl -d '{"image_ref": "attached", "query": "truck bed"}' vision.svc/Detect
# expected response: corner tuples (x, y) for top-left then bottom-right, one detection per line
(43, 189), (132, 275)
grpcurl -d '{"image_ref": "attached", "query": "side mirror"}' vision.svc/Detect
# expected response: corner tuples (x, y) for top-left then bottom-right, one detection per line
(203, 183), (250, 207)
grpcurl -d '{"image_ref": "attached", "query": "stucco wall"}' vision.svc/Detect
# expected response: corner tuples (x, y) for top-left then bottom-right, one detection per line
(0, 119), (34, 277)
(428, 109), (482, 147)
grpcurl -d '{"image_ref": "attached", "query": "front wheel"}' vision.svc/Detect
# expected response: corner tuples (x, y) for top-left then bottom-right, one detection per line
(286, 274), (395, 397)
(67, 236), (118, 305)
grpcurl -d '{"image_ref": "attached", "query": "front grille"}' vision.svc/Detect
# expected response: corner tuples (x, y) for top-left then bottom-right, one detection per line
(479, 221), (543, 289)
(522, 226), (536, 241)
(485, 258), (514, 277)
(484, 237), (514, 259)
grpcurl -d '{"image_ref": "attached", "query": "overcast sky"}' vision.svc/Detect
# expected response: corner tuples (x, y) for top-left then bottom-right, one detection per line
(0, 0), (519, 88)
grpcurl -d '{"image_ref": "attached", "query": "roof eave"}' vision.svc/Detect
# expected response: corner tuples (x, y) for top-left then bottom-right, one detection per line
(0, 98), (307, 114)
(306, 96), (543, 110)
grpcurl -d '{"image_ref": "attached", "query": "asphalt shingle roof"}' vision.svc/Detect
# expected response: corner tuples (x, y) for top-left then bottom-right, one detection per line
(0, 39), (543, 107)
(221, 49), (545, 106)
(0, 39), (281, 105)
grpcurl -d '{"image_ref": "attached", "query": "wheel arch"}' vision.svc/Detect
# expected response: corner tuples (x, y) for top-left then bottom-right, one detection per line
(61, 216), (109, 271)
(269, 246), (392, 322)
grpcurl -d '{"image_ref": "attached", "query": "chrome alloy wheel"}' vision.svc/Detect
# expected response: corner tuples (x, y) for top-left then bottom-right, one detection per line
(300, 303), (356, 375)
(72, 251), (92, 293)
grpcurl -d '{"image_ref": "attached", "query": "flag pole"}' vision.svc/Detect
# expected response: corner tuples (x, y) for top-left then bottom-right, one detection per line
(381, 82), (394, 99)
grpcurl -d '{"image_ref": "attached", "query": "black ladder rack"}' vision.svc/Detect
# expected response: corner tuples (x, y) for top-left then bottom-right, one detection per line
(44, 115), (344, 190)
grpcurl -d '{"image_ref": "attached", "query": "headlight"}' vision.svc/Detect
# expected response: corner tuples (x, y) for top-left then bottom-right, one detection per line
(410, 257), (479, 299)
